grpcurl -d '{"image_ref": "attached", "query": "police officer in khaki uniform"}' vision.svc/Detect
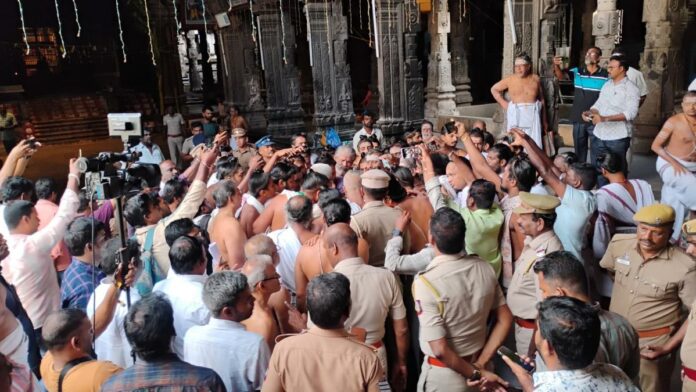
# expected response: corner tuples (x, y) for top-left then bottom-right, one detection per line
(230, 128), (257, 170)
(350, 169), (413, 267)
(506, 192), (563, 357)
(263, 273), (384, 392)
(413, 208), (512, 391)
(600, 205), (696, 392)
(316, 223), (408, 389)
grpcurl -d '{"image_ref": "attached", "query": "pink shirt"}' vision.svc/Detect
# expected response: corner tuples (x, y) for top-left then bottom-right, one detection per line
(1, 189), (79, 328)
(35, 199), (72, 272)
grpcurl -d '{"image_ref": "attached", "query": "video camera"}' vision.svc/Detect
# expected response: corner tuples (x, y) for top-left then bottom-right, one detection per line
(77, 151), (161, 200)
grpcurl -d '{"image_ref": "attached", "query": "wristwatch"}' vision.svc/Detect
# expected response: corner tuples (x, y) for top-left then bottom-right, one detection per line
(391, 229), (402, 238)
(469, 367), (482, 382)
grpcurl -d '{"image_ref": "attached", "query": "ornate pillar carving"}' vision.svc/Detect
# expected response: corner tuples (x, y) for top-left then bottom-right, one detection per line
(403, 0), (424, 126)
(305, 0), (355, 139)
(592, 0), (619, 66)
(217, 10), (267, 132)
(502, 0), (535, 76)
(424, 0), (457, 122)
(375, 0), (408, 136)
(257, 2), (306, 140)
(449, 0), (472, 107)
(633, 0), (689, 152)
(151, 0), (185, 112)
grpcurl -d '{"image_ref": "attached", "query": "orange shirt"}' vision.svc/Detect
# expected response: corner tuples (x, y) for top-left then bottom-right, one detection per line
(40, 351), (122, 392)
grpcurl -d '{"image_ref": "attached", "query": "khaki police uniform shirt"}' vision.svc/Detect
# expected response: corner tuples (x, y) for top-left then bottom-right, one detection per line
(507, 230), (563, 320)
(262, 328), (383, 392)
(331, 257), (407, 345)
(232, 145), (257, 170)
(681, 299), (696, 369)
(350, 201), (411, 267)
(600, 233), (696, 331)
(413, 254), (506, 357)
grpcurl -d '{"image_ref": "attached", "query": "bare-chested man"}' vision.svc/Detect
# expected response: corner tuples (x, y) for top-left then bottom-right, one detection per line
(209, 180), (246, 270)
(491, 53), (548, 148)
(238, 172), (276, 238)
(252, 162), (304, 234)
(651, 91), (696, 244)
(244, 234), (303, 335)
(241, 255), (281, 350)
(294, 199), (369, 312)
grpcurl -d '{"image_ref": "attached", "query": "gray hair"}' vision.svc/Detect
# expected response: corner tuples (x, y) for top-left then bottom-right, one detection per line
(286, 195), (313, 227)
(334, 145), (356, 158)
(243, 254), (273, 287)
(212, 180), (238, 208)
(244, 234), (276, 258)
(202, 271), (249, 317)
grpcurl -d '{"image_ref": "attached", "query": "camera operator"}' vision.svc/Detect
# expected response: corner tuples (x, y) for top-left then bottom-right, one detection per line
(123, 142), (220, 295)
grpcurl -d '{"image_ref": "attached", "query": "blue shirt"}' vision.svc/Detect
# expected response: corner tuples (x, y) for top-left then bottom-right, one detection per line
(569, 66), (609, 122)
(553, 186), (597, 265)
(60, 258), (105, 310)
(101, 354), (225, 392)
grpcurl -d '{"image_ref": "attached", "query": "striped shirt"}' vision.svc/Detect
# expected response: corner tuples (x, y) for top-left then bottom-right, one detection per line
(569, 66), (608, 122)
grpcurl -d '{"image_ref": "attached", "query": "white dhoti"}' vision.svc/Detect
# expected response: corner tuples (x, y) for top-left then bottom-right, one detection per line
(507, 101), (543, 148)
(657, 156), (696, 243)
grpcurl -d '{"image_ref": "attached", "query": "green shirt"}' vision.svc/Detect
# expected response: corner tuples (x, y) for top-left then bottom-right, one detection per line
(425, 178), (504, 276)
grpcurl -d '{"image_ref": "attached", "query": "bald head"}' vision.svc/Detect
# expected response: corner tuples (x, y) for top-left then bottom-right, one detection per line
(343, 170), (361, 191)
(244, 234), (276, 258)
(472, 120), (486, 131)
(323, 223), (358, 260)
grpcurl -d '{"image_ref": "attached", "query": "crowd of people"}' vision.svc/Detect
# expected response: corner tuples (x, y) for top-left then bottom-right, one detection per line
(0, 48), (695, 392)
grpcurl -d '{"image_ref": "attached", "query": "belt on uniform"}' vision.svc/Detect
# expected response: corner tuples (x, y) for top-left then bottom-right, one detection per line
(637, 325), (672, 339)
(167, 134), (183, 138)
(683, 366), (696, 382)
(427, 354), (474, 368)
(371, 341), (383, 349)
(514, 317), (536, 329)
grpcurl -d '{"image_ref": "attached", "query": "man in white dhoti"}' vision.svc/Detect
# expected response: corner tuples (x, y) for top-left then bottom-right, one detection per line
(492, 53), (548, 149)
(651, 91), (696, 245)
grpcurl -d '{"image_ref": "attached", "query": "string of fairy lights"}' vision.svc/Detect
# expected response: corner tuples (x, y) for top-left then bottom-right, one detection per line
(13, 0), (431, 69)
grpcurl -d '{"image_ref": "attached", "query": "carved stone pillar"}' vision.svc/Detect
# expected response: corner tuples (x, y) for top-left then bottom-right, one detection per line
(424, 0), (457, 123)
(151, 0), (185, 112)
(449, 0), (472, 107)
(305, 0), (355, 139)
(217, 11), (267, 132)
(374, 0), (408, 136)
(633, 0), (689, 153)
(257, 3), (305, 141)
(403, 0), (424, 126)
(592, 0), (619, 66)
(502, 0), (535, 77)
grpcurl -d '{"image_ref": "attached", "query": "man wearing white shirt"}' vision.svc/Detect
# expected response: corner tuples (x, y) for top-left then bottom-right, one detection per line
(267, 195), (316, 295)
(585, 55), (640, 186)
(352, 111), (383, 152)
(153, 235), (210, 358)
(0, 177), (35, 238)
(163, 106), (185, 168)
(184, 271), (270, 392)
(87, 237), (142, 368)
(131, 129), (164, 165)
(1, 158), (80, 344)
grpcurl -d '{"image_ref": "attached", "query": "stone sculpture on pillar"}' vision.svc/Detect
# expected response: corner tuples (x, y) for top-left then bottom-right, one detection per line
(592, 0), (620, 66)
(424, 0), (458, 123)
(449, 0), (472, 108)
(403, 0), (424, 127)
(305, 0), (355, 139)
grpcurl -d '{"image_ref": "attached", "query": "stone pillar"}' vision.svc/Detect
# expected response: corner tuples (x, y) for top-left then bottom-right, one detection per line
(403, 0), (424, 127)
(633, 0), (689, 153)
(305, 0), (355, 139)
(257, 2), (305, 141)
(502, 0), (535, 77)
(374, 0), (408, 136)
(217, 10), (267, 132)
(151, 0), (185, 112)
(424, 0), (457, 123)
(449, 0), (472, 108)
(592, 0), (619, 66)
